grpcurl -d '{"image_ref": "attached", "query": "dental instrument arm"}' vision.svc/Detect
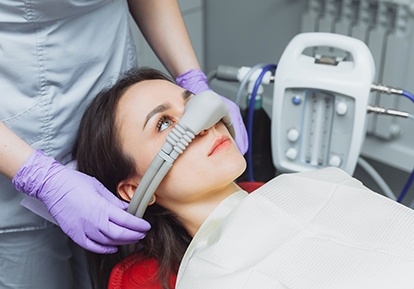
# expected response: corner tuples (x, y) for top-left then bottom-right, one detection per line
(128, 90), (234, 218)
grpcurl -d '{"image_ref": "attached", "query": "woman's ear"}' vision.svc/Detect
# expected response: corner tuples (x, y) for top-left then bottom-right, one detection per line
(117, 180), (138, 202)
(148, 195), (156, 206)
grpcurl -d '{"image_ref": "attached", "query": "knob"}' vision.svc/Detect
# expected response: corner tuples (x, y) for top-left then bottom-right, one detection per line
(286, 148), (298, 160)
(329, 155), (342, 167)
(336, 101), (348, 115)
(287, 128), (299, 142)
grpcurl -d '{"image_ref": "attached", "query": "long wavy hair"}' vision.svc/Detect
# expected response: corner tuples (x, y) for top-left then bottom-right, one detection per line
(72, 67), (192, 289)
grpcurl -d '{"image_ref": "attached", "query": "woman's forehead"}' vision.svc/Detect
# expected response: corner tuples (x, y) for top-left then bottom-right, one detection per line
(116, 80), (187, 126)
(122, 79), (184, 105)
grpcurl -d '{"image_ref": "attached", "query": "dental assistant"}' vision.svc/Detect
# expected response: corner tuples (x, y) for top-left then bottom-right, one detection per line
(0, 1), (248, 288)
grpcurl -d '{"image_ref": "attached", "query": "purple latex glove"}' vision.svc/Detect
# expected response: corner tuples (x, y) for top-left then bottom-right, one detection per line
(176, 69), (248, 155)
(12, 150), (151, 254)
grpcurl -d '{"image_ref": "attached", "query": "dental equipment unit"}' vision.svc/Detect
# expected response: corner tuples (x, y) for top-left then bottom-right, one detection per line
(272, 32), (375, 174)
(209, 31), (414, 202)
(127, 90), (235, 218)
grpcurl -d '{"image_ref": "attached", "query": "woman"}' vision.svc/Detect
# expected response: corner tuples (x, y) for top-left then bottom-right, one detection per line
(73, 67), (414, 289)
(73, 67), (246, 288)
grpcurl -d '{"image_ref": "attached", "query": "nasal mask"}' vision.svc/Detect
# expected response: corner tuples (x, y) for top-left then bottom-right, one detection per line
(127, 91), (235, 218)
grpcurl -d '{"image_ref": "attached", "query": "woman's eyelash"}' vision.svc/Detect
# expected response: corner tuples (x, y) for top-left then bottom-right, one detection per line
(156, 115), (174, 132)
(156, 115), (166, 130)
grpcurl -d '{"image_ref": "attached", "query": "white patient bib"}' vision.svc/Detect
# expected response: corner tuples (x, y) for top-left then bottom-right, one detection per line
(177, 167), (414, 289)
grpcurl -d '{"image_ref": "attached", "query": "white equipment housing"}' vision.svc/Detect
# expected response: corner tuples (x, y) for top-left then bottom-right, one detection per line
(271, 32), (375, 174)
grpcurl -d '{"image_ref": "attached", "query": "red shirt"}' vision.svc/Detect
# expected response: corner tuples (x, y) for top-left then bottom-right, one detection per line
(109, 254), (177, 289)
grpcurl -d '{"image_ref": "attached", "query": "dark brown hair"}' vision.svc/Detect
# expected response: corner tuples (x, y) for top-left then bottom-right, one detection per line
(72, 67), (192, 289)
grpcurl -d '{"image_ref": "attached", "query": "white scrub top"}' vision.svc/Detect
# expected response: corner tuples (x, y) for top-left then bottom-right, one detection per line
(0, 0), (137, 232)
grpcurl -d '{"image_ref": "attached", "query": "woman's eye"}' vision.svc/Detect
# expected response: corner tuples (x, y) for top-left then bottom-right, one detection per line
(157, 116), (173, 132)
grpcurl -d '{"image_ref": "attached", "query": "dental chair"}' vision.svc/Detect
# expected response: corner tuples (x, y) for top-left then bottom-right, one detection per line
(108, 181), (264, 289)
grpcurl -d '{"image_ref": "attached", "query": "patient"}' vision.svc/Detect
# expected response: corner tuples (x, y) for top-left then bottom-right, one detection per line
(73, 67), (414, 289)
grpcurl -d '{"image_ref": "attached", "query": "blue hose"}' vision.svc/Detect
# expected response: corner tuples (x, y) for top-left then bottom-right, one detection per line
(402, 90), (414, 103)
(397, 90), (414, 202)
(397, 167), (414, 203)
(247, 64), (277, 182)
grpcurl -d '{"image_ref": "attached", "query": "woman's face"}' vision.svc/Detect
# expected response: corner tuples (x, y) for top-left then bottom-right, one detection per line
(116, 79), (246, 214)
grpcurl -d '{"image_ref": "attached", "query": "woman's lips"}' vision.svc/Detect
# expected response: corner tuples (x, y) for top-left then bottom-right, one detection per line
(208, 136), (231, 156)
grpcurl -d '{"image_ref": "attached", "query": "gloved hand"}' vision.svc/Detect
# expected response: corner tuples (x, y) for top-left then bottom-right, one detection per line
(12, 150), (151, 254)
(176, 69), (248, 155)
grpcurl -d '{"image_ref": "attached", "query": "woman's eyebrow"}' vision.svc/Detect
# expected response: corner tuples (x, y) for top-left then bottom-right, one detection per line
(143, 90), (192, 129)
(143, 102), (171, 129)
